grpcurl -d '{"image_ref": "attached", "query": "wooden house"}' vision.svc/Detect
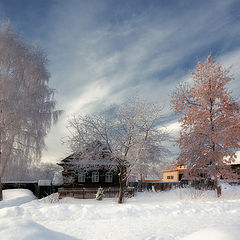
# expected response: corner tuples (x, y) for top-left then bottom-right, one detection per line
(58, 141), (120, 188)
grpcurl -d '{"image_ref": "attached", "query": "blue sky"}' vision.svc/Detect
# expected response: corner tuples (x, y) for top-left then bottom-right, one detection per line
(1, 0), (240, 163)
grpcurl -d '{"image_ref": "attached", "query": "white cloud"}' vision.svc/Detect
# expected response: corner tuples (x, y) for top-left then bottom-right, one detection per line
(165, 121), (181, 136)
(40, 0), (240, 163)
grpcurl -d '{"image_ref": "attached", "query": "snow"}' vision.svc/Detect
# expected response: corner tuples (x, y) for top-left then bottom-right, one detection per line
(38, 180), (52, 186)
(1, 185), (240, 240)
(181, 227), (240, 240)
(0, 189), (36, 209)
(52, 171), (63, 186)
(232, 151), (240, 164)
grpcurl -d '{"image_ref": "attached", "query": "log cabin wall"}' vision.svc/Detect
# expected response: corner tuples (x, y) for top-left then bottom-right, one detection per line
(61, 166), (119, 188)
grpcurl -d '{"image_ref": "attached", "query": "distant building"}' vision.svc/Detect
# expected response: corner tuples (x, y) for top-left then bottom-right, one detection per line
(230, 164), (240, 179)
(162, 165), (187, 182)
(162, 161), (240, 183)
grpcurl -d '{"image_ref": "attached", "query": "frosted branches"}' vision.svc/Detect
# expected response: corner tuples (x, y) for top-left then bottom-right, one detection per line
(171, 55), (240, 181)
(0, 22), (62, 179)
(65, 96), (170, 180)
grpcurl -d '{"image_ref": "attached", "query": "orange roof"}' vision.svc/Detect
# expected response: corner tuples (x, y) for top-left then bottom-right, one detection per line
(163, 169), (185, 173)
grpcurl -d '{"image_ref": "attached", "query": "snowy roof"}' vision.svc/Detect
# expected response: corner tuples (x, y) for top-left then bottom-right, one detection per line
(231, 151), (240, 165)
(2, 180), (38, 184)
(144, 176), (162, 181)
(38, 180), (52, 186)
(58, 140), (119, 168)
(223, 151), (240, 165)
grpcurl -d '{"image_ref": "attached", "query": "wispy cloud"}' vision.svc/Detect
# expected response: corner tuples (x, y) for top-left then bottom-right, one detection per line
(38, 0), (240, 162)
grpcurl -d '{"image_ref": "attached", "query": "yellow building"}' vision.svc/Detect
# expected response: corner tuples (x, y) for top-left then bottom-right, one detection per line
(162, 165), (187, 182)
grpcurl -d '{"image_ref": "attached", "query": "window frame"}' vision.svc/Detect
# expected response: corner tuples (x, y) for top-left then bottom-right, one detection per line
(105, 171), (113, 183)
(91, 171), (99, 183)
(76, 170), (87, 183)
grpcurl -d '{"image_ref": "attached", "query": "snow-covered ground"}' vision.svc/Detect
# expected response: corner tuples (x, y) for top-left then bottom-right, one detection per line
(1, 185), (240, 240)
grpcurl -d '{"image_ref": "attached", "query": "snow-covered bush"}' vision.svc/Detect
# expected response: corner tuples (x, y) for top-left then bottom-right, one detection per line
(52, 172), (63, 186)
(96, 187), (104, 200)
(39, 193), (59, 203)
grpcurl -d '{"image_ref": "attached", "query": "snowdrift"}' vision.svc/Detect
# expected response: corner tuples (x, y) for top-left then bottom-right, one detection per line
(0, 189), (36, 209)
(1, 186), (240, 240)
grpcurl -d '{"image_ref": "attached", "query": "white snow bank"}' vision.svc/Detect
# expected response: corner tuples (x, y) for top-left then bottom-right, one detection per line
(0, 189), (36, 209)
(181, 226), (240, 240)
(0, 218), (77, 240)
(1, 186), (240, 239)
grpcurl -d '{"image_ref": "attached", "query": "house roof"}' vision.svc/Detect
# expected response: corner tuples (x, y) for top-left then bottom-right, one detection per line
(38, 180), (52, 186)
(231, 151), (240, 165)
(58, 140), (120, 169)
(163, 169), (185, 173)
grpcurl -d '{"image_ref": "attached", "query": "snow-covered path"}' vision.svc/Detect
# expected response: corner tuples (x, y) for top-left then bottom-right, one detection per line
(1, 186), (240, 240)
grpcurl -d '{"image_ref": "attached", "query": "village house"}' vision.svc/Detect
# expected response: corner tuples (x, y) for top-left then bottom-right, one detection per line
(162, 165), (187, 182)
(162, 161), (240, 183)
(57, 140), (136, 199)
(57, 140), (120, 188)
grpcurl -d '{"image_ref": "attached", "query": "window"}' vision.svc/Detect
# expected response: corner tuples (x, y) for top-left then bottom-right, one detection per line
(91, 171), (99, 183)
(76, 170), (86, 183)
(167, 176), (174, 180)
(105, 171), (113, 183)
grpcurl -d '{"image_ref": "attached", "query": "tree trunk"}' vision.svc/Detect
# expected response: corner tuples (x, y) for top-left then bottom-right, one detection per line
(0, 177), (2, 201)
(214, 177), (221, 197)
(118, 179), (124, 204)
(118, 167), (125, 204)
(0, 135), (15, 201)
(0, 149), (2, 201)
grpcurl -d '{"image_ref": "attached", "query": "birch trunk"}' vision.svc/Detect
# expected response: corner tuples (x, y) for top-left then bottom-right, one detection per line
(0, 134), (2, 201)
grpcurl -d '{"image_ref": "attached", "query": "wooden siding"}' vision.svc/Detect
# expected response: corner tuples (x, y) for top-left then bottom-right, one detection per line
(61, 168), (120, 188)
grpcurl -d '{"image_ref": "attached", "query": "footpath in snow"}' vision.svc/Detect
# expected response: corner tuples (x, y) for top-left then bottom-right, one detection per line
(1, 184), (240, 240)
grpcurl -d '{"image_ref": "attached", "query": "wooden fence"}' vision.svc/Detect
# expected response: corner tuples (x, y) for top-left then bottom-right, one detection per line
(2, 179), (221, 200)
(128, 181), (182, 192)
(58, 187), (135, 199)
(129, 179), (217, 192)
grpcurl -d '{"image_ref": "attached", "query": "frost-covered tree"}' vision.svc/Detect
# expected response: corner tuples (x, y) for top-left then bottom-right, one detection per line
(0, 22), (61, 200)
(3, 161), (61, 182)
(66, 96), (169, 203)
(171, 56), (240, 197)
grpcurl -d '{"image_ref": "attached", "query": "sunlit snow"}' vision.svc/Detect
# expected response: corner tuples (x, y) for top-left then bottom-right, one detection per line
(1, 186), (240, 240)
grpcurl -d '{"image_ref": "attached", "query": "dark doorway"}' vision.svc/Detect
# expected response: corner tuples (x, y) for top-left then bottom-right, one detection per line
(179, 174), (184, 181)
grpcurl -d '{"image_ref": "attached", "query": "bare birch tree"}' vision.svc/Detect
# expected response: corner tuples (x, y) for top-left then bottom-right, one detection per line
(0, 22), (61, 200)
(66, 96), (169, 203)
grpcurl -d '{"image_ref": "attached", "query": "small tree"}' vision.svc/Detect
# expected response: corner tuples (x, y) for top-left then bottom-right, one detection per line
(171, 55), (240, 197)
(0, 22), (61, 200)
(66, 96), (169, 203)
(96, 187), (104, 200)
